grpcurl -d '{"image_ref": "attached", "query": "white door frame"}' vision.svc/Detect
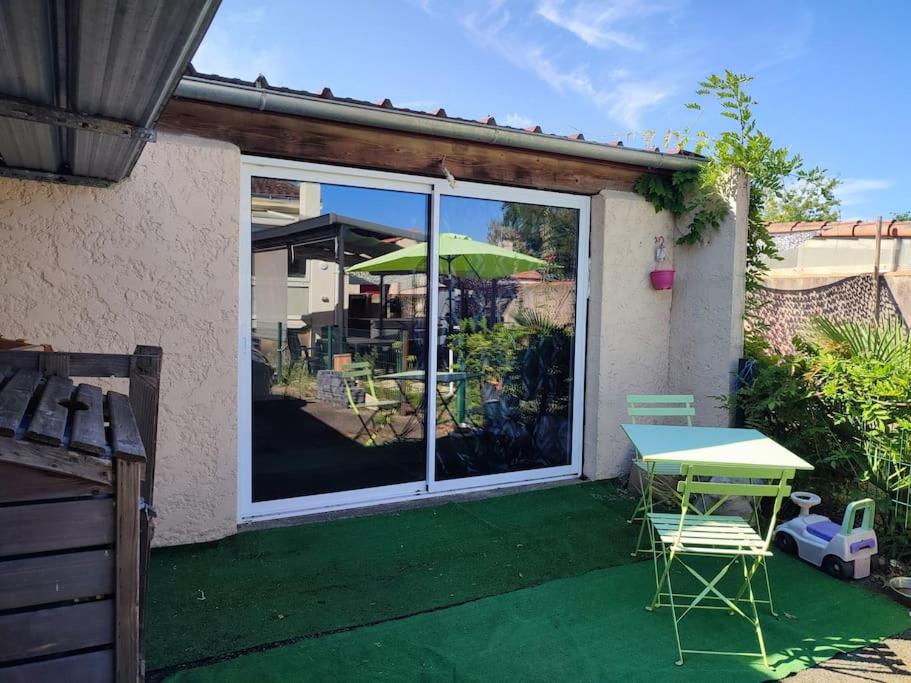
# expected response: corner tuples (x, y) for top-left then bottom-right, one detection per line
(238, 156), (590, 522)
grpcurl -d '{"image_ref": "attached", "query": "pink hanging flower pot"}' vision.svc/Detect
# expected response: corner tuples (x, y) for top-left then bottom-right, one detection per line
(650, 236), (674, 290)
(650, 269), (675, 290)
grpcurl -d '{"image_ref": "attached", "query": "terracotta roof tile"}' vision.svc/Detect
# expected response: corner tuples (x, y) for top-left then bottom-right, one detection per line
(767, 220), (911, 238)
(182, 65), (707, 159)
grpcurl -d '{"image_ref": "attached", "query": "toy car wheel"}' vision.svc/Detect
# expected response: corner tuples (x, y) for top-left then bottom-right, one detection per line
(775, 531), (798, 556)
(822, 555), (854, 580)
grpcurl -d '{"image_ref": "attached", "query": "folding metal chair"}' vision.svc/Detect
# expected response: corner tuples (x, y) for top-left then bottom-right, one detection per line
(341, 362), (401, 446)
(646, 463), (794, 668)
(626, 394), (695, 556)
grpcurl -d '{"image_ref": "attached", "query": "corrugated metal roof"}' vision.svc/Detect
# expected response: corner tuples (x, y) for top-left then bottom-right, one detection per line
(0, 0), (220, 186)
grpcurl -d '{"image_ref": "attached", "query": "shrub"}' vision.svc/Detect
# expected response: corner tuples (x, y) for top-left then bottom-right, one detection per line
(733, 319), (911, 560)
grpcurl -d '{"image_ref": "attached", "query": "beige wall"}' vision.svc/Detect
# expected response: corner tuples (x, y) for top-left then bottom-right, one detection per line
(667, 170), (748, 426)
(0, 132), (240, 547)
(583, 190), (676, 479)
(584, 175), (748, 479)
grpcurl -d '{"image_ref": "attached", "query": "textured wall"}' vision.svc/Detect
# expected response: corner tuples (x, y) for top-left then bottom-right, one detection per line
(584, 190), (676, 479)
(0, 132), (240, 547)
(667, 171), (748, 427)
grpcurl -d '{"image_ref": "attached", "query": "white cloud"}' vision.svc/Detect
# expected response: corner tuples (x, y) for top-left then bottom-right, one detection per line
(535, 0), (658, 50)
(192, 25), (285, 83)
(460, 5), (671, 129)
(503, 112), (536, 128)
(837, 178), (894, 207)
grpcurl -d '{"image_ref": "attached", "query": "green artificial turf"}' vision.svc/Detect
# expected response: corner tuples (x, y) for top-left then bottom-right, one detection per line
(146, 481), (639, 670)
(168, 553), (909, 682)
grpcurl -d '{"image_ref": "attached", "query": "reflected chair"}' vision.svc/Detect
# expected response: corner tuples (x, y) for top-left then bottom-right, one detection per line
(646, 464), (793, 668)
(627, 394), (696, 556)
(341, 362), (401, 446)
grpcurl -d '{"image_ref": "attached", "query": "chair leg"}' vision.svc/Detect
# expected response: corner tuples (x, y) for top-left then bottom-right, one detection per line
(742, 556), (770, 668)
(665, 552), (685, 666)
(630, 467), (656, 557)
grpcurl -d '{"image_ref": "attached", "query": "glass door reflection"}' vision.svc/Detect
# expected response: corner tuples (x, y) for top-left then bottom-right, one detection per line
(434, 196), (580, 481)
(250, 177), (429, 501)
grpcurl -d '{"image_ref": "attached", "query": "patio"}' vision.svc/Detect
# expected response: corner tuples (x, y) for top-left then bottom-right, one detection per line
(145, 481), (908, 681)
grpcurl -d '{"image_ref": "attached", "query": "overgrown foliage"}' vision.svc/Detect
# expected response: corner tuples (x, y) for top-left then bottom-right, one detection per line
(488, 203), (578, 278)
(732, 318), (911, 560)
(764, 166), (842, 222)
(635, 71), (802, 310)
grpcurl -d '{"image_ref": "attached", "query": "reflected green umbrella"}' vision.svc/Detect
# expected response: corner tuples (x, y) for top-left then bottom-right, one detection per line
(346, 232), (547, 280)
(347, 233), (547, 326)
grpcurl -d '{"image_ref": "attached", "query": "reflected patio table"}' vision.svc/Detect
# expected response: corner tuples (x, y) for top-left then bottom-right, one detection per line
(377, 370), (475, 433)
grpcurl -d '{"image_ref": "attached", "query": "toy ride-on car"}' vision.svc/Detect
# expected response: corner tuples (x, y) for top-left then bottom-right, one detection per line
(774, 492), (877, 580)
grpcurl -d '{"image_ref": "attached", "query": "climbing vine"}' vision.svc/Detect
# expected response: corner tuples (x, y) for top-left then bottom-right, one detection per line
(634, 71), (802, 308)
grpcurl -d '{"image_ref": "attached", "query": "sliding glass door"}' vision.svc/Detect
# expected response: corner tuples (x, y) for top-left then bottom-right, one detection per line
(431, 193), (582, 490)
(239, 158), (588, 519)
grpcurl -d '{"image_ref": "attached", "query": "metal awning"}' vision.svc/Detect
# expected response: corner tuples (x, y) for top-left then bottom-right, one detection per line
(252, 213), (421, 267)
(0, 0), (220, 187)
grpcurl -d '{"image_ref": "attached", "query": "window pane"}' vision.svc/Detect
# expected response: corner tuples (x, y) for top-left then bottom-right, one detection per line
(251, 176), (429, 502)
(435, 195), (579, 481)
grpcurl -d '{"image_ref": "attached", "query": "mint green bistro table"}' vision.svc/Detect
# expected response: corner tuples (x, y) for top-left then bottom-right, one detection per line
(620, 424), (813, 667)
(620, 424), (814, 473)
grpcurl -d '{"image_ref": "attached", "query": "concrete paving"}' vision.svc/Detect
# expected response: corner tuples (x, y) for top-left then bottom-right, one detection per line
(787, 629), (911, 681)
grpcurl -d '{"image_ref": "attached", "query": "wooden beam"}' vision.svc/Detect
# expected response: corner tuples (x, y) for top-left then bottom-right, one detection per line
(160, 98), (654, 194)
(115, 459), (143, 683)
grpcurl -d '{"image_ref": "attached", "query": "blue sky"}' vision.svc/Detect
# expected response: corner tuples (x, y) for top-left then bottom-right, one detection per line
(198, 0), (910, 219)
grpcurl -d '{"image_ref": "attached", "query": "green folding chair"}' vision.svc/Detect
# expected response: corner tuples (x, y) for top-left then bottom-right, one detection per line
(627, 394), (695, 556)
(646, 463), (794, 668)
(341, 362), (401, 446)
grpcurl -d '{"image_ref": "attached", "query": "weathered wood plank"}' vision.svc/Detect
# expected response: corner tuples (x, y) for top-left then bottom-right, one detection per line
(0, 369), (39, 437)
(115, 460), (143, 683)
(25, 375), (74, 446)
(0, 437), (112, 485)
(39, 353), (70, 378)
(0, 649), (113, 683)
(130, 345), (161, 677)
(0, 549), (114, 610)
(0, 352), (132, 378)
(0, 600), (113, 663)
(0, 460), (110, 503)
(0, 498), (114, 558)
(160, 99), (650, 194)
(71, 383), (107, 455)
(107, 392), (145, 462)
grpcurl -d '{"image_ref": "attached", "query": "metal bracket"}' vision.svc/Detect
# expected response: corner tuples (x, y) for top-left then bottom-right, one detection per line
(0, 165), (114, 187)
(0, 94), (157, 141)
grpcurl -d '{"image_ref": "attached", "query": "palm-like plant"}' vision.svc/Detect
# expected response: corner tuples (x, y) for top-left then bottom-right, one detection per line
(807, 318), (911, 366)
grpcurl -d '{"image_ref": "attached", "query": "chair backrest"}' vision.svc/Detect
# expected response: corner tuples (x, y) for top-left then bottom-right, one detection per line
(287, 329), (303, 363)
(676, 463), (794, 550)
(341, 362), (378, 400)
(627, 394), (694, 426)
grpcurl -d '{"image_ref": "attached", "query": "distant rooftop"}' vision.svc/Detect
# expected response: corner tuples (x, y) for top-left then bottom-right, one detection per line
(768, 220), (911, 239)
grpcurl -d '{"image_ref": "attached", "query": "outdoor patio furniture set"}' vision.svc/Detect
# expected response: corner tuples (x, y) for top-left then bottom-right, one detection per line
(622, 394), (813, 668)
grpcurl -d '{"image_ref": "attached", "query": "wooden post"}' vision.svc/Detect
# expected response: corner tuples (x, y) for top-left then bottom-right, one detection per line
(128, 345), (161, 683)
(873, 216), (883, 323)
(114, 458), (143, 683)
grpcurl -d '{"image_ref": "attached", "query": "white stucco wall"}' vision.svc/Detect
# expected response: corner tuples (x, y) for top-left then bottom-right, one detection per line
(584, 175), (748, 479)
(583, 190), (676, 480)
(0, 132), (240, 547)
(667, 171), (748, 427)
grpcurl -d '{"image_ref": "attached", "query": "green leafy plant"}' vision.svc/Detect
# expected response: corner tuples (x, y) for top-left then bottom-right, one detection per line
(635, 71), (802, 320)
(732, 318), (911, 560)
(764, 166), (841, 222)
